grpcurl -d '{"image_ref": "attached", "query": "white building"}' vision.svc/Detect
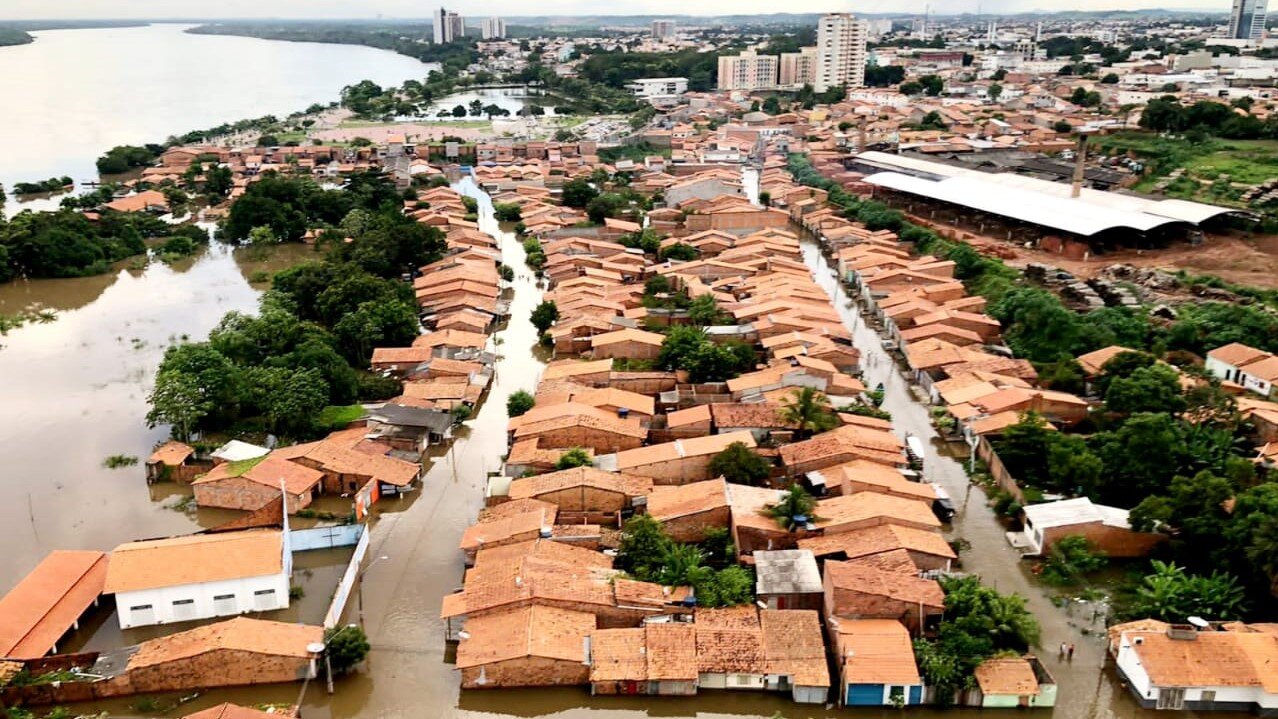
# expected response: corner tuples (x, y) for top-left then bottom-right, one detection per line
(1206, 342), (1278, 398)
(1229, 0), (1268, 43)
(1112, 622), (1278, 712)
(481, 17), (507, 40)
(718, 50), (779, 91)
(779, 47), (819, 89)
(651, 19), (677, 40)
(816, 13), (869, 92)
(434, 6), (464, 44)
(103, 529), (291, 629)
(626, 77), (688, 100)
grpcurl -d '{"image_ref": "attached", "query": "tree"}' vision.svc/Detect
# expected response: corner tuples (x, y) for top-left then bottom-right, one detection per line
(1053, 120), (1073, 133)
(899, 81), (923, 96)
(530, 300), (559, 334)
(659, 243), (698, 262)
(1105, 363), (1186, 415)
(657, 325), (710, 371)
(247, 225), (279, 246)
(1123, 561), (1247, 622)
(555, 447), (592, 470)
(1039, 535), (1107, 585)
(616, 514), (670, 579)
(687, 293), (726, 325)
(766, 484), (818, 530)
(451, 104), (467, 118)
(780, 387), (838, 438)
(493, 202), (522, 222)
(561, 178), (598, 208)
(250, 366), (329, 437)
(987, 83), (1003, 102)
(709, 442), (771, 486)
(1101, 72), (1120, 84)
(507, 389), (535, 417)
(146, 370), (211, 441)
(920, 74), (944, 96)
(324, 625), (370, 675)
(331, 299), (420, 365)
(940, 576), (1040, 651)
(762, 95), (782, 114)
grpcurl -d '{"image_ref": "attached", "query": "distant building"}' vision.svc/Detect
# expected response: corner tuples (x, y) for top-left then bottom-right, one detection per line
(626, 77), (689, 100)
(434, 6), (464, 43)
(816, 13), (868, 92)
(1229, 0), (1268, 42)
(481, 17), (507, 40)
(779, 47), (819, 89)
(718, 50), (779, 91)
(651, 19), (677, 40)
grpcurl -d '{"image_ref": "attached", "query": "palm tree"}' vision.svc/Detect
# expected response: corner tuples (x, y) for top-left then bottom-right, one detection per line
(766, 484), (819, 531)
(781, 387), (838, 439)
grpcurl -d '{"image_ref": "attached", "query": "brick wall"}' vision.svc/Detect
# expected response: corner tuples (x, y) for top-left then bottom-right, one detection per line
(194, 477), (311, 514)
(527, 486), (630, 513)
(1042, 523), (1166, 559)
(628, 455), (717, 485)
(594, 341), (662, 360)
(122, 648), (313, 694)
(659, 506), (731, 543)
(460, 656), (589, 688)
(825, 584), (941, 635)
(524, 426), (644, 454)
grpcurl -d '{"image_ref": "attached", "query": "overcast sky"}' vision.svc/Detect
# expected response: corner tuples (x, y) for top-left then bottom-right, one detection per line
(0, 0), (1228, 19)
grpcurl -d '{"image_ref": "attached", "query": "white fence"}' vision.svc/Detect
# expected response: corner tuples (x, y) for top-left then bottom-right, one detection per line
(291, 523), (364, 552)
(323, 525), (370, 629)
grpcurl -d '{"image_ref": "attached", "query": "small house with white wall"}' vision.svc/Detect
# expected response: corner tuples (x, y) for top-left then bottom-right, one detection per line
(1206, 343), (1278, 399)
(103, 528), (291, 629)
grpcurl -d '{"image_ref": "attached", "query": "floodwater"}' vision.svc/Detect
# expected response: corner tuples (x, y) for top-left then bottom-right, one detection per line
(0, 23), (434, 209)
(0, 242), (320, 584)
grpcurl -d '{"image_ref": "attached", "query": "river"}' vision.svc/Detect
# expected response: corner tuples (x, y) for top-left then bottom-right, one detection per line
(0, 23), (434, 209)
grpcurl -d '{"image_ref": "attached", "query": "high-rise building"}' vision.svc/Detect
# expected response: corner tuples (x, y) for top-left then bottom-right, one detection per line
(434, 7), (464, 43)
(651, 20), (677, 40)
(779, 46), (819, 89)
(815, 13), (868, 93)
(480, 17), (507, 40)
(717, 50), (780, 91)
(1229, 0), (1268, 42)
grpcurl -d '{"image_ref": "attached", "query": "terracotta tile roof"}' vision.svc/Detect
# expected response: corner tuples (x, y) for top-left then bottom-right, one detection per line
(811, 459), (933, 500)
(274, 428), (420, 487)
(472, 538), (613, 571)
(846, 547), (921, 574)
(645, 623), (699, 680)
(542, 358), (614, 381)
(371, 347), (433, 365)
(648, 479), (728, 521)
(817, 492), (941, 532)
(589, 628), (647, 681)
(975, 657), (1041, 696)
(460, 507), (554, 552)
(834, 619), (921, 685)
(710, 403), (795, 430)
(508, 467), (652, 501)
(614, 431), (757, 470)
(723, 483), (787, 532)
(825, 560), (945, 608)
(1208, 342), (1269, 368)
(149, 440), (194, 466)
(194, 454), (324, 496)
(800, 523), (954, 562)
(455, 604), (595, 669)
(104, 530), (283, 593)
(181, 704), (286, 719)
(128, 617), (321, 669)
(513, 411), (649, 442)
(666, 403), (712, 428)
(570, 387), (656, 416)
(780, 424), (905, 469)
(0, 550), (108, 659)
(1123, 629), (1278, 692)
(1076, 345), (1140, 376)
(695, 606), (764, 674)
(761, 609), (830, 687)
(590, 328), (665, 348)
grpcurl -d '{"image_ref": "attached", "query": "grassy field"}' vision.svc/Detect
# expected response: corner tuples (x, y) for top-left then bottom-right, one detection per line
(1094, 132), (1278, 210)
(337, 119), (493, 130)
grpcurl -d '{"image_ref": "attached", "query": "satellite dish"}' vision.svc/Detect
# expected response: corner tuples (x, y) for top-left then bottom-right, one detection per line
(306, 642), (326, 654)
(1187, 616), (1210, 629)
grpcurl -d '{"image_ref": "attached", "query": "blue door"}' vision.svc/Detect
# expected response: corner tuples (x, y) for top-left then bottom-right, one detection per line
(847, 684), (885, 706)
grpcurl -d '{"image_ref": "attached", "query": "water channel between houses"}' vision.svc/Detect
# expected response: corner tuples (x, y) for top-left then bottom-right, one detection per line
(2, 173), (1190, 718)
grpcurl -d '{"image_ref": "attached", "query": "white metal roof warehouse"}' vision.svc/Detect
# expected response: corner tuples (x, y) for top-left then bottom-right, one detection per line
(855, 151), (1242, 237)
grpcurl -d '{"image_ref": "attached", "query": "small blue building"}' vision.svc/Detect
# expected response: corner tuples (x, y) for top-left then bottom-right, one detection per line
(833, 618), (925, 706)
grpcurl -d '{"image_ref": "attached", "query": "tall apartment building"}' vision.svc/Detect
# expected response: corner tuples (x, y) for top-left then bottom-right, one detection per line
(779, 46), (819, 89)
(434, 7), (464, 43)
(717, 50), (780, 91)
(1229, 0), (1268, 41)
(651, 19), (677, 40)
(815, 13), (868, 92)
(481, 17), (507, 40)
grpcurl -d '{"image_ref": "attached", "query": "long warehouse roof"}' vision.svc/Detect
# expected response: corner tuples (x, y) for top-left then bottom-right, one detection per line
(856, 150), (1241, 231)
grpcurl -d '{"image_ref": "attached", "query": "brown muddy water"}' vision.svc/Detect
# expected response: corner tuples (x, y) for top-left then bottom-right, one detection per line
(1, 182), (1218, 719)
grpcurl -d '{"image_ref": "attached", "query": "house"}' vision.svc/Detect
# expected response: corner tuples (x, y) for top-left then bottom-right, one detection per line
(815, 492), (943, 534)
(0, 550), (108, 658)
(1016, 497), (1166, 558)
(823, 560), (944, 635)
(456, 605), (596, 689)
(832, 619), (925, 706)
(364, 403), (455, 453)
(146, 440), (206, 483)
(603, 431), (758, 485)
(754, 549), (823, 611)
(1206, 343), (1278, 398)
(103, 529), (290, 629)
(103, 617), (320, 693)
(589, 623), (699, 696)
(695, 605), (766, 690)
(192, 455), (325, 514)
(590, 328), (665, 360)
(458, 503), (557, 564)
(511, 405), (648, 454)
(799, 523), (955, 572)
(646, 478), (729, 543)
(1110, 621), (1278, 712)
(506, 466), (652, 520)
(779, 424), (905, 474)
(759, 609), (831, 704)
(972, 656), (1057, 708)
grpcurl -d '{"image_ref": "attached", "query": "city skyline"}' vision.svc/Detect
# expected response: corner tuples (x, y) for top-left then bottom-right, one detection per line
(0, 0), (1241, 20)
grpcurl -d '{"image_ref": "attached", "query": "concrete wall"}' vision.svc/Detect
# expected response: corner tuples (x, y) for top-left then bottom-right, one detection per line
(114, 573), (289, 629)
